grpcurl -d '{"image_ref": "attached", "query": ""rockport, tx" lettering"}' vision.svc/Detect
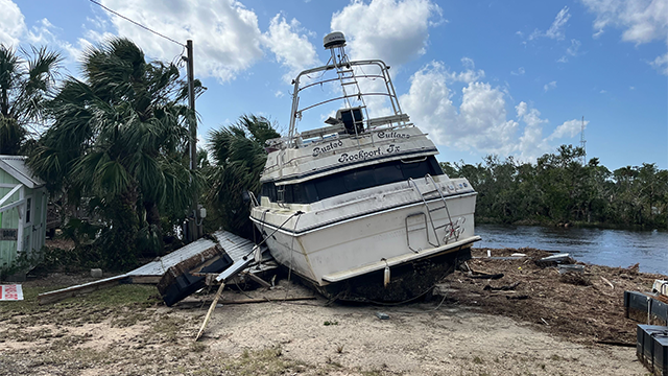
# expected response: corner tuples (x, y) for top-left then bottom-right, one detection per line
(337, 144), (401, 163)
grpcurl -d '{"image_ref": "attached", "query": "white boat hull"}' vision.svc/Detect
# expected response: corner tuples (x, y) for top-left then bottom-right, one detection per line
(251, 190), (478, 290)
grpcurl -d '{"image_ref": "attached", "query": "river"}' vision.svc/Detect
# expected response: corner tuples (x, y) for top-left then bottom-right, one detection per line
(475, 224), (668, 275)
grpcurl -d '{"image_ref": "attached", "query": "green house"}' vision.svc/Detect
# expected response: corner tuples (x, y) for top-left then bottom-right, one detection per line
(0, 155), (48, 275)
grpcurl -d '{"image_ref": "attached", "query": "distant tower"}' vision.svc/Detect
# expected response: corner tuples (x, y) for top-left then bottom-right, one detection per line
(580, 116), (587, 165)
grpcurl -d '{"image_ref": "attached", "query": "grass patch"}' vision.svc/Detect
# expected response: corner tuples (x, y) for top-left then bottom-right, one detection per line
(0, 284), (160, 327)
(222, 346), (307, 376)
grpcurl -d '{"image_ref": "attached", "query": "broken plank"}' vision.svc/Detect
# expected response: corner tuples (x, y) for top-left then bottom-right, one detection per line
(37, 275), (130, 305)
(245, 272), (272, 288)
(195, 282), (225, 341)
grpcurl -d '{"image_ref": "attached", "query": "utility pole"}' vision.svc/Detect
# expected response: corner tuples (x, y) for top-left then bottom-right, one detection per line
(186, 40), (200, 242)
(580, 116), (587, 165)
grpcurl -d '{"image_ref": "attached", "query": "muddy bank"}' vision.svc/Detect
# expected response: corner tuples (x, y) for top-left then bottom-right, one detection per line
(442, 247), (666, 346)
(0, 247), (660, 375)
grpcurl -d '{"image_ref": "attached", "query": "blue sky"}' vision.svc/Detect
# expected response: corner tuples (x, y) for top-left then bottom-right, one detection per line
(3, 0), (667, 170)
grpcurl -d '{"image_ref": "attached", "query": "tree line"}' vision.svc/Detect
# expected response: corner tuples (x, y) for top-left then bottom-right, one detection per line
(441, 145), (668, 229)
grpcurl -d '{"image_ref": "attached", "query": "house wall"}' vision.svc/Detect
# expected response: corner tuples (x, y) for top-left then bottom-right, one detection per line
(0, 171), (20, 269)
(0, 170), (48, 270)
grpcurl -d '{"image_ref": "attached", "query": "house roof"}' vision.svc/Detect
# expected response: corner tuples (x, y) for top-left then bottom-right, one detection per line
(0, 155), (45, 189)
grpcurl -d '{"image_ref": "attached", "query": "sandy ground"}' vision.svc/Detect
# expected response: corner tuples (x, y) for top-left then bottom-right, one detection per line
(0, 269), (650, 376)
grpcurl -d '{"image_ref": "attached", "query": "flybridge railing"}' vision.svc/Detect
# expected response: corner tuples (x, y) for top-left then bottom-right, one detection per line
(287, 59), (405, 143)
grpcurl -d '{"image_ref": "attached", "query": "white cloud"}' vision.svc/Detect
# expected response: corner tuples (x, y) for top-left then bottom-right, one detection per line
(599, 89), (607, 93)
(397, 61), (588, 162)
(330, 0), (442, 66)
(544, 81), (557, 92)
(511, 67), (526, 75)
(25, 18), (86, 65)
(445, 57), (485, 83)
(515, 102), (551, 160)
(582, 0), (668, 75)
(400, 62), (518, 155)
(96, 0), (264, 82)
(274, 90), (285, 98)
(399, 62), (458, 145)
(262, 14), (319, 83)
(549, 118), (587, 140)
(546, 6), (571, 40)
(0, 0), (26, 47)
(529, 6), (571, 41)
(650, 52), (668, 75)
(457, 82), (519, 154)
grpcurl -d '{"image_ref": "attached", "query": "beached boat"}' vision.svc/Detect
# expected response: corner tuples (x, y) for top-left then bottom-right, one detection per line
(249, 32), (480, 301)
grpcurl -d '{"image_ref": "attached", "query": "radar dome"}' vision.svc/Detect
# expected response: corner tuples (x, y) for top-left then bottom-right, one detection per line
(324, 32), (346, 49)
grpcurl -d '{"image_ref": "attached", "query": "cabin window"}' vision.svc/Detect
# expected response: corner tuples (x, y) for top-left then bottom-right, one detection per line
(260, 156), (444, 204)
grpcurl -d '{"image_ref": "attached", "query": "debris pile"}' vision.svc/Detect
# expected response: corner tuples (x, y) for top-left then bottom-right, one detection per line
(438, 247), (666, 345)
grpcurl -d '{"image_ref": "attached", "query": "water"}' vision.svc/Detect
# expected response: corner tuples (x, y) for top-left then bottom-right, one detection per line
(475, 224), (668, 275)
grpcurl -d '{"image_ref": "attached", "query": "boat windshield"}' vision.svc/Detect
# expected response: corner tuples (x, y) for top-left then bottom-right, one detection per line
(261, 156), (444, 204)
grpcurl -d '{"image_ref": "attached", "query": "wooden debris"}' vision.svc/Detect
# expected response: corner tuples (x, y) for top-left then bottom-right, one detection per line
(484, 281), (521, 291)
(470, 273), (504, 280)
(245, 272), (272, 288)
(37, 275), (130, 305)
(195, 282), (225, 341)
(601, 276), (614, 289)
(506, 295), (529, 300)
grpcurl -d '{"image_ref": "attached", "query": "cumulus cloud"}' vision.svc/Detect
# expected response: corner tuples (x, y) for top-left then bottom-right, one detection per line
(529, 6), (571, 41)
(445, 57), (485, 83)
(582, 0), (668, 75)
(330, 0), (442, 66)
(0, 0), (26, 47)
(95, 0), (264, 82)
(397, 61), (588, 162)
(549, 118), (587, 140)
(262, 14), (319, 83)
(515, 102), (551, 160)
(400, 62), (518, 155)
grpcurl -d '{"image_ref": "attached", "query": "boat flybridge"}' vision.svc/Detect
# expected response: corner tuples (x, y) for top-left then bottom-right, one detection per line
(249, 32), (480, 301)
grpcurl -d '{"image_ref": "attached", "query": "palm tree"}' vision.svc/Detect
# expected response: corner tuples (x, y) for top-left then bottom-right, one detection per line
(206, 115), (280, 238)
(0, 45), (61, 154)
(29, 38), (202, 269)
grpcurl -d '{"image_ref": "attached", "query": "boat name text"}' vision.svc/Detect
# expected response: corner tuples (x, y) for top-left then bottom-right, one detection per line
(377, 131), (410, 140)
(338, 144), (401, 163)
(312, 140), (344, 157)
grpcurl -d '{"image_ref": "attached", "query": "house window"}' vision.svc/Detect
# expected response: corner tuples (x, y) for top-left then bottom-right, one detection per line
(26, 198), (31, 224)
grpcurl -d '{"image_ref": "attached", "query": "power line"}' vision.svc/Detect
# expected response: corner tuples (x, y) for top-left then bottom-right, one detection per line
(88, 0), (185, 47)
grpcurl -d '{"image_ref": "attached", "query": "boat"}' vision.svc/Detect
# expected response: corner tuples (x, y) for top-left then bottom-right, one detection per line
(249, 31), (480, 301)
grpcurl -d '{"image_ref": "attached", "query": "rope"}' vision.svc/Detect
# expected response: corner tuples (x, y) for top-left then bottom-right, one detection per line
(285, 212), (303, 300)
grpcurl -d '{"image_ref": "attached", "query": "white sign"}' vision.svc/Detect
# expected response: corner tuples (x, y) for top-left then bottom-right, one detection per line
(0, 285), (23, 301)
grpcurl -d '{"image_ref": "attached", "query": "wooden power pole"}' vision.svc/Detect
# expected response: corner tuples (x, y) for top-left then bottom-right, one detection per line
(186, 40), (200, 242)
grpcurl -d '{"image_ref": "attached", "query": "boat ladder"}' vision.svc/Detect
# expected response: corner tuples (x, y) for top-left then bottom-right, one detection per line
(406, 174), (458, 252)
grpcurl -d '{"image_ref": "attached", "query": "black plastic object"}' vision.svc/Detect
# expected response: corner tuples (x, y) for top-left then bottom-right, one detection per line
(159, 252), (234, 307)
(339, 108), (363, 135)
(637, 325), (668, 375)
(625, 291), (668, 326)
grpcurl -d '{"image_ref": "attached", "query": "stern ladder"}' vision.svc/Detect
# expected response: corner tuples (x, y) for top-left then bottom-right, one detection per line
(406, 174), (459, 252)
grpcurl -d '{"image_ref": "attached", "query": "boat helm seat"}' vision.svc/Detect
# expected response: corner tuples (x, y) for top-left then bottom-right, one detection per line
(336, 107), (364, 135)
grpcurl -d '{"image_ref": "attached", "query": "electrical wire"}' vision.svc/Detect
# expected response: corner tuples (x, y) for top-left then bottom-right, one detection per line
(88, 0), (185, 47)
